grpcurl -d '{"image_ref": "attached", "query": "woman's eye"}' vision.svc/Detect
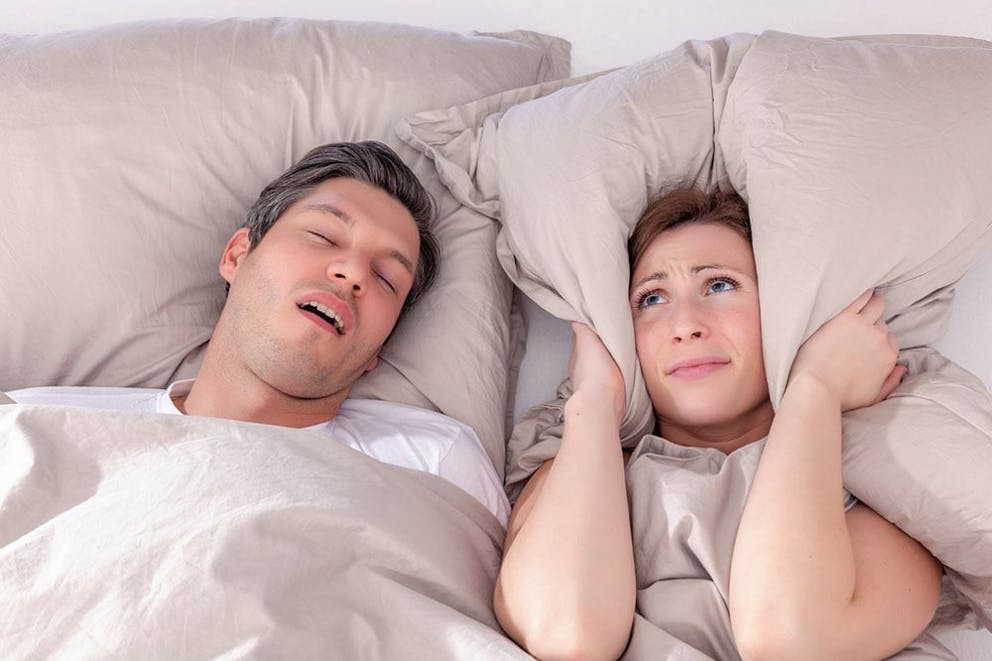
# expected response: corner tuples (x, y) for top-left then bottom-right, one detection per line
(706, 277), (739, 294)
(636, 291), (665, 308)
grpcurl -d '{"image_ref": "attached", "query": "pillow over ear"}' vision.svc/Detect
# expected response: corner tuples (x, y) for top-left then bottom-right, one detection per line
(405, 30), (992, 627)
(718, 30), (992, 403)
(404, 35), (757, 465)
(0, 18), (570, 476)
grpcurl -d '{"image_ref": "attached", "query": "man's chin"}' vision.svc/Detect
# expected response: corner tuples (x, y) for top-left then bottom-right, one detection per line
(262, 370), (348, 402)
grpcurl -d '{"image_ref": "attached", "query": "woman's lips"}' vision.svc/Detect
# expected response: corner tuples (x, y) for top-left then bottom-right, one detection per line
(667, 357), (729, 380)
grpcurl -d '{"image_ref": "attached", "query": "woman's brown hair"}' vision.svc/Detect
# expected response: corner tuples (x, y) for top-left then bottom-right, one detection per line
(628, 186), (751, 272)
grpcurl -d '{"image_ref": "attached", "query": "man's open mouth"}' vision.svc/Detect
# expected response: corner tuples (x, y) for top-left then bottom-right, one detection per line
(298, 301), (345, 335)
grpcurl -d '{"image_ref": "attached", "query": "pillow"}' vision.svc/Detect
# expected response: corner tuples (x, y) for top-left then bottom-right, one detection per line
(404, 31), (992, 627)
(719, 31), (992, 401)
(0, 18), (570, 476)
(403, 33), (756, 476)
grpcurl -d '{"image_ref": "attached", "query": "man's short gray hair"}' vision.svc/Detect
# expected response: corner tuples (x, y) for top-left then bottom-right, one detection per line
(245, 141), (439, 312)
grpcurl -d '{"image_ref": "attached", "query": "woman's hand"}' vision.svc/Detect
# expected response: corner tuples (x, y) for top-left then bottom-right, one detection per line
(790, 290), (905, 411)
(568, 322), (627, 426)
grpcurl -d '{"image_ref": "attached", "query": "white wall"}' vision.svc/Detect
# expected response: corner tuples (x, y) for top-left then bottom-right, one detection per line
(5, 0), (992, 75)
(5, 1), (991, 656)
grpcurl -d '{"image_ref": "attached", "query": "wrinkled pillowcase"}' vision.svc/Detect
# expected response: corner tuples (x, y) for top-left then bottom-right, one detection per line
(0, 18), (570, 476)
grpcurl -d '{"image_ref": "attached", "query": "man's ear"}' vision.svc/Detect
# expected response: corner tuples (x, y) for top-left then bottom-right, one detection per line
(219, 228), (251, 283)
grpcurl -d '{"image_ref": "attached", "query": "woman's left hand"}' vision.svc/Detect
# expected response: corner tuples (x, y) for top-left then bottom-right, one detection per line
(790, 290), (905, 411)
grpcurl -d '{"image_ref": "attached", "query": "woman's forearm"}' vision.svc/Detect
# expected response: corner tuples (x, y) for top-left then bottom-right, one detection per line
(729, 371), (942, 660)
(729, 373), (856, 657)
(495, 390), (635, 660)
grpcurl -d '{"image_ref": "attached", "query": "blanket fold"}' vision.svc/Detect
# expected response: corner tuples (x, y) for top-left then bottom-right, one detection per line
(0, 403), (526, 659)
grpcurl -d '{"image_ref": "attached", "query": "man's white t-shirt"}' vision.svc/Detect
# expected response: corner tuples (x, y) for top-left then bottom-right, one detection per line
(10, 380), (510, 526)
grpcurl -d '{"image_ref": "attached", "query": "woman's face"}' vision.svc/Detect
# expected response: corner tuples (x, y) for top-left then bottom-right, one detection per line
(629, 221), (772, 447)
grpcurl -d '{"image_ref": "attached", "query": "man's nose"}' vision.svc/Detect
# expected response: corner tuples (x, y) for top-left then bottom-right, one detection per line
(327, 255), (366, 296)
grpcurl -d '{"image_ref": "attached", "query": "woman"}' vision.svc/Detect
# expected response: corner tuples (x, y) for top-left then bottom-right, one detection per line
(494, 187), (942, 660)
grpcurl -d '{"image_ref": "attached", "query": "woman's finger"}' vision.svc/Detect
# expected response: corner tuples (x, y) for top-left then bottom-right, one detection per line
(858, 293), (885, 324)
(847, 289), (874, 313)
(887, 332), (899, 352)
(875, 364), (908, 403)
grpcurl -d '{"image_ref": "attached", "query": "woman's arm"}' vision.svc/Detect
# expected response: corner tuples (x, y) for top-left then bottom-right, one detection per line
(729, 292), (941, 661)
(494, 323), (635, 661)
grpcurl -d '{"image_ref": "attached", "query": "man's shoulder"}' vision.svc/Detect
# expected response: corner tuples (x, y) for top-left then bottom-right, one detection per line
(337, 398), (471, 433)
(330, 398), (483, 461)
(336, 399), (508, 526)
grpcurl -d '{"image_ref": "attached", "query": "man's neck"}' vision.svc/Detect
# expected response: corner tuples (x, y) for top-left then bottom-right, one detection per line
(180, 353), (347, 428)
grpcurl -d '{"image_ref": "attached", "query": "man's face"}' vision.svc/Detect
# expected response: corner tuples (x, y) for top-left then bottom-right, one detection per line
(217, 177), (420, 402)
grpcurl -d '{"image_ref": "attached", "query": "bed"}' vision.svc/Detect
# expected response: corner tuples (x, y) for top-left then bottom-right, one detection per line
(2, 4), (991, 660)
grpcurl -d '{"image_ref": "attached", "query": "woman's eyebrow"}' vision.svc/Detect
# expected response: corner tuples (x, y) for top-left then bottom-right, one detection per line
(630, 264), (737, 290)
(631, 270), (667, 291)
(694, 263), (735, 274)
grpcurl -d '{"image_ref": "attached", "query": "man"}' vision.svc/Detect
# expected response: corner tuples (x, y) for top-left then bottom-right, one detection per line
(10, 141), (509, 525)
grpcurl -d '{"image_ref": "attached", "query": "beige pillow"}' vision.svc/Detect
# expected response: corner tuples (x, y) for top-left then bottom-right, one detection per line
(403, 34), (756, 464)
(0, 18), (570, 475)
(404, 31), (992, 627)
(719, 31), (992, 401)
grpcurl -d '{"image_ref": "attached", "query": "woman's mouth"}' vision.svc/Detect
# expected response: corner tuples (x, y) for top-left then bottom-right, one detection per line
(666, 357), (729, 380)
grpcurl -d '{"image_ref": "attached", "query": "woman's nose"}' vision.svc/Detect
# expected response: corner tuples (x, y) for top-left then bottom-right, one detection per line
(674, 330), (704, 342)
(670, 302), (708, 342)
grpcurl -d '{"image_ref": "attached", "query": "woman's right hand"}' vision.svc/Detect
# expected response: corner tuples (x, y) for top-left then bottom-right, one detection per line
(568, 322), (627, 426)
(790, 290), (905, 412)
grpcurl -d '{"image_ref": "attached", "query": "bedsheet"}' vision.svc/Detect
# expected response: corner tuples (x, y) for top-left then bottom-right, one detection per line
(0, 399), (526, 659)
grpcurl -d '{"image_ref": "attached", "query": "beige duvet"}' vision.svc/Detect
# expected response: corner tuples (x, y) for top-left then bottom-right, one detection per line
(0, 399), (526, 659)
(5, 353), (986, 658)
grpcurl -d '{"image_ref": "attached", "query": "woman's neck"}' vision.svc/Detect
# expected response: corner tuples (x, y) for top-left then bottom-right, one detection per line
(658, 399), (774, 454)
